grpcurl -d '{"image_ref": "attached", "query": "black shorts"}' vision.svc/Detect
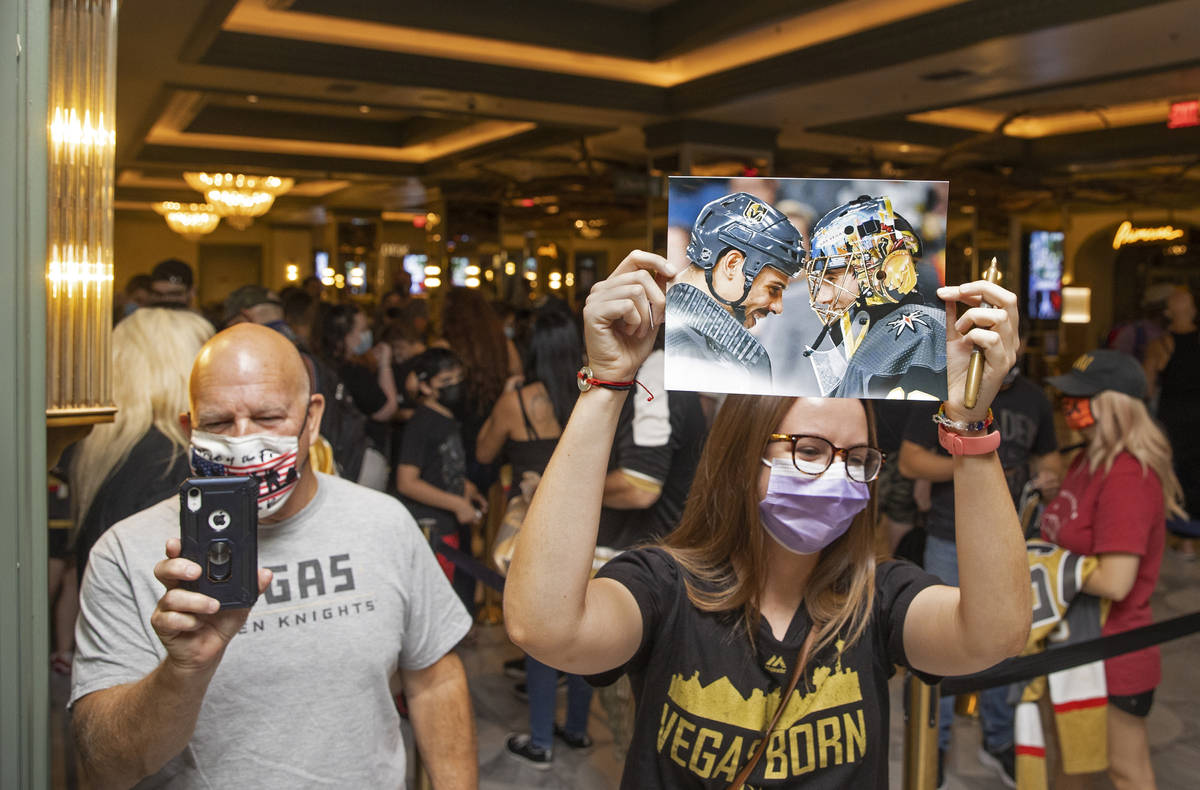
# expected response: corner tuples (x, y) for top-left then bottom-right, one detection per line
(1109, 689), (1154, 717)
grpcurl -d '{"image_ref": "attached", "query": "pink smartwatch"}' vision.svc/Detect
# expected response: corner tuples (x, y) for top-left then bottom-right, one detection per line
(938, 423), (1001, 456)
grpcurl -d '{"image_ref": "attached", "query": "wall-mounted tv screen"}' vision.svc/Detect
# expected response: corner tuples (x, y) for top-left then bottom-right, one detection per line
(1027, 231), (1064, 320)
(403, 254), (427, 292)
(449, 256), (469, 287)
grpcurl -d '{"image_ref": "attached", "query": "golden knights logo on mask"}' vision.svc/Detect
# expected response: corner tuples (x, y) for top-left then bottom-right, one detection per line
(743, 202), (768, 222)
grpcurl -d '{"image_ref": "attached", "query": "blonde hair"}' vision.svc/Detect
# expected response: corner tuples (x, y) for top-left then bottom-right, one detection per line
(661, 395), (877, 659)
(1086, 390), (1186, 520)
(70, 308), (214, 527)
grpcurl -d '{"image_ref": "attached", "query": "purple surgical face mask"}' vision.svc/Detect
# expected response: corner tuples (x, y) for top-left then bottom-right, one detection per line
(758, 458), (871, 555)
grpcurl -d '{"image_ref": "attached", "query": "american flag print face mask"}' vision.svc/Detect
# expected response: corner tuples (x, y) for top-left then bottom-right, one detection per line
(189, 429), (302, 518)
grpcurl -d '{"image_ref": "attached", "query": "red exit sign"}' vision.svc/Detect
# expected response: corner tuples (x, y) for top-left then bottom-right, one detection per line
(1168, 100), (1199, 129)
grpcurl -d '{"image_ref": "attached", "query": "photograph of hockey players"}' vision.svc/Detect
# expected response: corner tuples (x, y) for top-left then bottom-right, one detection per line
(664, 189), (805, 395)
(665, 178), (948, 399)
(803, 189), (949, 400)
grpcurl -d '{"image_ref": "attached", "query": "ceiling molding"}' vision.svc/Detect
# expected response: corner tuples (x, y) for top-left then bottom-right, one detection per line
(201, 31), (668, 113)
(289, 0), (655, 60)
(137, 144), (428, 177)
(651, 0), (835, 58)
(224, 0), (963, 88)
(666, 0), (1178, 112)
(178, 0), (241, 63)
(643, 119), (778, 150)
(184, 105), (474, 148)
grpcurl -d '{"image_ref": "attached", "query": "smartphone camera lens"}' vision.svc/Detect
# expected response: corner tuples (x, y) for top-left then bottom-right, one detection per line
(208, 509), (231, 531)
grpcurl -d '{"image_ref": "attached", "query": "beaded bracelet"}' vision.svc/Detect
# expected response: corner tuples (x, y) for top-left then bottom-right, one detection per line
(931, 403), (993, 433)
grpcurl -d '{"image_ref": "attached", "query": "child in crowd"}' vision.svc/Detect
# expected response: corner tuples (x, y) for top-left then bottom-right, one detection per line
(395, 348), (488, 609)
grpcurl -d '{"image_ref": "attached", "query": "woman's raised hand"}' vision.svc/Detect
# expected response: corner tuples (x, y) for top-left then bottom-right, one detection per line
(938, 279), (1019, 424)
(582, 250), (677, 382)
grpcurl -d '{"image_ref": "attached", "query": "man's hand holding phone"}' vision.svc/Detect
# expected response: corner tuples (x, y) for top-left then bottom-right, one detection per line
(151, 538), (272, 675)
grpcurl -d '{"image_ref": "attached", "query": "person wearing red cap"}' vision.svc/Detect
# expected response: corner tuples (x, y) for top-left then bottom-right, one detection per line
(1043, 349), (1186, 790)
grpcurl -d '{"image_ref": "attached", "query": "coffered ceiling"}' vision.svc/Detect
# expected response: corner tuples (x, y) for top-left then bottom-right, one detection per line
(115, 0), (1200, 225)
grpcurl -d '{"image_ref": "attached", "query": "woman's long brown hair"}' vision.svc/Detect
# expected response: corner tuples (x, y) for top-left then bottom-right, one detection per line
(661, 395), (879, 658)
(440, 287), (510, 413)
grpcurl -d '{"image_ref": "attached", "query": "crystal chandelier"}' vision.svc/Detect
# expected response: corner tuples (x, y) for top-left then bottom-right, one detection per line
(154, 201), (221, 240)
(182, 172), (294, 230)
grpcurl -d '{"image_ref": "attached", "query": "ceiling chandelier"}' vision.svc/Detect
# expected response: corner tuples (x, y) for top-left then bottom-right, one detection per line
(153, 201), (221, 240)
(182, 172), (294, 230)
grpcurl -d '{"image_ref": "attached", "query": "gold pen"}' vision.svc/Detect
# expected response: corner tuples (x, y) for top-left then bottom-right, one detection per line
(963, 258), (1003, 409)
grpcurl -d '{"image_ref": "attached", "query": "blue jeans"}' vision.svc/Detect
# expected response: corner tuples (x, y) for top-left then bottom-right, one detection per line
(924, 534), (1015, 753)
(526, 655), (594, 752)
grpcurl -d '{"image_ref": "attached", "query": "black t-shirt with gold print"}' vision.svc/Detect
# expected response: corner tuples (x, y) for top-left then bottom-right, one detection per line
(590, 548), (940, 788)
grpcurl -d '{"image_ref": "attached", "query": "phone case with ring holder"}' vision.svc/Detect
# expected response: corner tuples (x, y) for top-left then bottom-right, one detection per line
(179, 476), (259, 608)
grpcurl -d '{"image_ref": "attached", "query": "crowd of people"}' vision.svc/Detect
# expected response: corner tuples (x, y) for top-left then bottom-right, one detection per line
(46, 242), (1194, 789)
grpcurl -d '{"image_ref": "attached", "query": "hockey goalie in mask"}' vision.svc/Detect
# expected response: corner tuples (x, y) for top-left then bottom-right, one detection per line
(803, 195), (946, 400)
(665, 192), (805, 394)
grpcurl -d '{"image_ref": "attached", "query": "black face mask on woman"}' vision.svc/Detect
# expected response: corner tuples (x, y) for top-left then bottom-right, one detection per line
(437, 382), (467, 415)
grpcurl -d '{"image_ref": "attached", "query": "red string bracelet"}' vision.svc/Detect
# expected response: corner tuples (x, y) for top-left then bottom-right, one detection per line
(577, 365), (654, 401)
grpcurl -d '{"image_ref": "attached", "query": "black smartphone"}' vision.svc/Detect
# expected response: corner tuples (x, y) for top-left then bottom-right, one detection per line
(179, 476), (259, 609)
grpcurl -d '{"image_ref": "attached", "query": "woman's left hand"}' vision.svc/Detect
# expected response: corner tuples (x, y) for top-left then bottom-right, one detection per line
(938, 279), (1019, 425)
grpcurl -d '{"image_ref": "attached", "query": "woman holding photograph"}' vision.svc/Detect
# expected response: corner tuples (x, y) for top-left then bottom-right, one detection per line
(504, 250), (1031, 788)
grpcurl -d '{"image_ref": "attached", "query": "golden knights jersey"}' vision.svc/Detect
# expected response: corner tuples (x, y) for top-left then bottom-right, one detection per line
(833, 303), (946, 400)
(1016, 541), (1109, 790)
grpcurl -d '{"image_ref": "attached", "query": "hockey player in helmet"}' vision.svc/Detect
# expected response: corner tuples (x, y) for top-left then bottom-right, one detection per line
(804, 195), (946, 399)
(665, 192), (804, 393)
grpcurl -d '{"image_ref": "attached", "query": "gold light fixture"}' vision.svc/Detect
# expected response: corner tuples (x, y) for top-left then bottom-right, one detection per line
(183, 172), (294, 230)
(46, 0), (118, 423)
(153, 201), (220, 240)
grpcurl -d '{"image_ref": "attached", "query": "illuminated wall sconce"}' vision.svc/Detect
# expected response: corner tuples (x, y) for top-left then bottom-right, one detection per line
(285, 263), (299, 282)
(565, 272), (575, 287)
(321, 266), (335, 287)
(425, 277), (442, 289)
(465, 277), (481, 288)
(465, 264), (481, 276)
(348, 266), (365, 289)
(1061, 287), (1092, 324)
(549, 271), (562, 291)
(46, 0), (118, 424)
(523, 270), (538, 281)
(484, 269), (495, 282)
(504, 261), (516, 276)
(334, 273), (346, 289)
(425, 265), (442, 277)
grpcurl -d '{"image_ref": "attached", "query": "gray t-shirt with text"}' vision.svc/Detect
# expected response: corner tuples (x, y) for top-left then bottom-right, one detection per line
(70, 472), (472, 789)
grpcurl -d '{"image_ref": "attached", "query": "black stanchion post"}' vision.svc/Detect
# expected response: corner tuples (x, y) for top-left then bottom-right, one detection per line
(903, 675), (939, 790)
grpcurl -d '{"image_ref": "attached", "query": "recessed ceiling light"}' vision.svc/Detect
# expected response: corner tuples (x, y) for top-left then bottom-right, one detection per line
(358, 105), (370, 114)
(246, 94), (259, 103)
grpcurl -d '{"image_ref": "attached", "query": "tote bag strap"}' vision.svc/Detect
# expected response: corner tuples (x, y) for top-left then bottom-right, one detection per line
(727, 626), (818, 789)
